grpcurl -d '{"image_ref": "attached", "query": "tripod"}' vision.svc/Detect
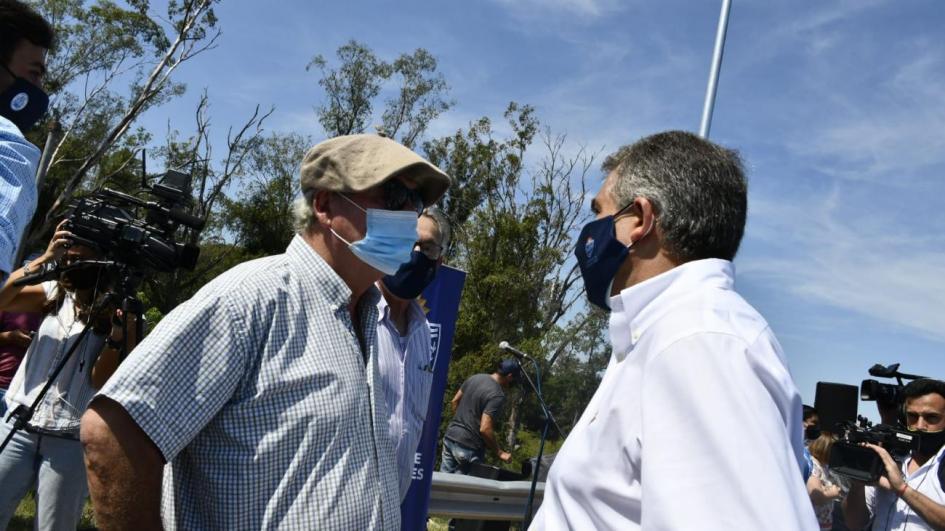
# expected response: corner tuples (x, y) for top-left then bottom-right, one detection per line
(0, 261), (143, 456)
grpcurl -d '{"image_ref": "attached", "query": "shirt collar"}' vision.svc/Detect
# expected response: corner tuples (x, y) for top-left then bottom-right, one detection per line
(286, 234), (380, 311)
(609, 258), (735, 362)
(376, 293), (428, 336)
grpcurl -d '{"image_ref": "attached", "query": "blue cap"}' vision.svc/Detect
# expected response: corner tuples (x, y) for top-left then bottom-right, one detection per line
(498, 359), (521, 378)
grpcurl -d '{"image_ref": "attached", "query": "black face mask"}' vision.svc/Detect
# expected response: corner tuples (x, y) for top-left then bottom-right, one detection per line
(914, 428), (945, 457)
(804, 426), (822, 442)
(0, 64), (48, 133)
(60, 266), (102, 291)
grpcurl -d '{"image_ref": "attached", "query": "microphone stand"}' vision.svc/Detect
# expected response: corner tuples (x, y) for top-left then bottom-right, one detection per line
(517, 355), (552, 528)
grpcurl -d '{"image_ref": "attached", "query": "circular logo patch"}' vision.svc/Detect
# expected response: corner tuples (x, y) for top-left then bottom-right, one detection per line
(10, 92), (29, 112)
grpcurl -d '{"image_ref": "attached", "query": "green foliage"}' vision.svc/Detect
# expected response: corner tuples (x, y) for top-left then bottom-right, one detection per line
(425, 101), (607, 456)
(309, 40), (389, 137)
(223, 133), (310, 257)
(308, 40), (452, 146)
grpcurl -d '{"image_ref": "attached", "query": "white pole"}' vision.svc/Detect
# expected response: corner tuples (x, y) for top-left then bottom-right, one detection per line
(699, 0), (732, 139)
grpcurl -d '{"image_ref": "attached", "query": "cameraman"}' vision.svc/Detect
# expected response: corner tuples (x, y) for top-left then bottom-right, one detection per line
(843, 378), (945, 530)
(0, 222), (136, 530)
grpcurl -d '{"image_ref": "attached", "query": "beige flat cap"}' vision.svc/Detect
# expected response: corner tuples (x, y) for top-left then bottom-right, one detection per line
(300, 134), (451, 206)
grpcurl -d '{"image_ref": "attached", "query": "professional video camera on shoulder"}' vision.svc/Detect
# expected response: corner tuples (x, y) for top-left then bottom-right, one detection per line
(62, 169), (205, 274)
(860, 363), (926, 412)
(816, 365), (942, 483)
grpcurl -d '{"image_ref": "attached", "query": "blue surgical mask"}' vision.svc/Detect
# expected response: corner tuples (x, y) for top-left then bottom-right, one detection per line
(331, 194), (418, 275)
(382, 250), (439, 299)
(574, 210), (651, 311)
(1, 64), (48, 133)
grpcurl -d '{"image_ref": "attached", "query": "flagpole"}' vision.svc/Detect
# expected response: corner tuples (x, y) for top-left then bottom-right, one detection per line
(699, 0), (732, 139)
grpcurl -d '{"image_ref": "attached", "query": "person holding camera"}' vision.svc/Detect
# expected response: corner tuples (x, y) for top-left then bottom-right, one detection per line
(0, 222), (136, 530)
(843, 378), (945, 530)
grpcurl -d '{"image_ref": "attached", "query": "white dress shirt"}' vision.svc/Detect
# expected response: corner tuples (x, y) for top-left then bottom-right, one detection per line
(376, 294), (435, 500)
(865, 445), (945, 530)
(531, 259), (817, 530)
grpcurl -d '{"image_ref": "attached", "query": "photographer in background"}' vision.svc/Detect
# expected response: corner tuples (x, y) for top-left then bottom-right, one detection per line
(0, 0), (53, 284)
(844, 378), (945, 530)
(0, 221), (136, 530)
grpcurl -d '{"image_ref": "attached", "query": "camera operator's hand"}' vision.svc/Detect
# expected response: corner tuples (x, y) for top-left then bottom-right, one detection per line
(863, 442), (906, 493)
(108, 308), (133, 346)
(38, 220), (75, 266)
(91, 308), (138, 389)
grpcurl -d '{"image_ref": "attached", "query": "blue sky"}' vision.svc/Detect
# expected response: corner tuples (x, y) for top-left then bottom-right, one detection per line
(133, 0), (945, 419)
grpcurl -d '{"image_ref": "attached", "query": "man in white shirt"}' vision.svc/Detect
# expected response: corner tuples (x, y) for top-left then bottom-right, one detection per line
(530, 130), (817, 530)
(376, 206), (451, 501)
(843, 378), (945, 530)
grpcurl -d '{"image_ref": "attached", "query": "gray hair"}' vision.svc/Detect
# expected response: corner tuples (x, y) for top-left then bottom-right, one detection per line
(602, 130), (747, 262)
(421, 205), (451, 252)
(292, 188), (318, 234)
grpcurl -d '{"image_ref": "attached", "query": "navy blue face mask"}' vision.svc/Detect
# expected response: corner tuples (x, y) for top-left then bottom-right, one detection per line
(1, 64), (48, 133)
(382, 250), (439, 299)
(575, 216), (630, 310)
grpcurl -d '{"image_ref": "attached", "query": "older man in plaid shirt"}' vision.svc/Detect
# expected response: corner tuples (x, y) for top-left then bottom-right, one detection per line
(79, 134), (451, 530)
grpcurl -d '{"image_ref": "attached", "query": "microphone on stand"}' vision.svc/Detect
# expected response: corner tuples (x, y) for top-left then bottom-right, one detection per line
(499, 341), (534, 362)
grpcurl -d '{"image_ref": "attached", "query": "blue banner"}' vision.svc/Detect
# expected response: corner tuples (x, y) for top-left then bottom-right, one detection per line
(400, 265), (466, 530)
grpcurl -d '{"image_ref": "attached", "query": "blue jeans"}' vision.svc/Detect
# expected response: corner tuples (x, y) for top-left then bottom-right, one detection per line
(440, 438), (483, 474)
(0, 420), (88, 531)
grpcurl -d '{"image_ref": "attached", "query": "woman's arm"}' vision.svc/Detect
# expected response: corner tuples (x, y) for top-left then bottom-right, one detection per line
(0, 223), (73, 312)
(807, 472), (843, 505)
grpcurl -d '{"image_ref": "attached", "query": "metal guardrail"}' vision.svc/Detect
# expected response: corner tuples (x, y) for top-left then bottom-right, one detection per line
(427, 471), (545, 521)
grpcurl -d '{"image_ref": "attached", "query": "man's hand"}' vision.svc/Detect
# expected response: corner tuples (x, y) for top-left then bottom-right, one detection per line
(0, 329), (31, 348)
(499, 451), (512, 463)
(864, 443), (906, 493)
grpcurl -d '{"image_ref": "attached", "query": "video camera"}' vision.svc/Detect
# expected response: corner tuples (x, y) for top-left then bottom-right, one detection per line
(861, 363), (927, 408)
(818, 365), (930, 483)
(830, 416), (918, 482)
(62, 170), (204, 273)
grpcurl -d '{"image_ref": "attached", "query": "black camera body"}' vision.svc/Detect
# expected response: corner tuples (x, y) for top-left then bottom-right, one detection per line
(860, 379), (902, 406)
(830, 419), (918, 482)
(820, 364), (931, 483)
(63, 170), (204, 273)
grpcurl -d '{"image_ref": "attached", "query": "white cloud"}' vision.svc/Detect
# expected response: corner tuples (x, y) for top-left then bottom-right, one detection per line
(785, 47), (945, 184)
(489, 0), (624, 19)
(744, 189), (945, 343)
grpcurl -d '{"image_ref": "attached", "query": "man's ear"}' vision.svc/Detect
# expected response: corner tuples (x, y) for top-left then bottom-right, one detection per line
(628, 197), (657, 244)
(312, 190), (333, 228)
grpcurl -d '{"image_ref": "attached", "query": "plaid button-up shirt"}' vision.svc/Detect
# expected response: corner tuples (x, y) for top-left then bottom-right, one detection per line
(100, 235), (399, 530)
(0, 116), (39, 283)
